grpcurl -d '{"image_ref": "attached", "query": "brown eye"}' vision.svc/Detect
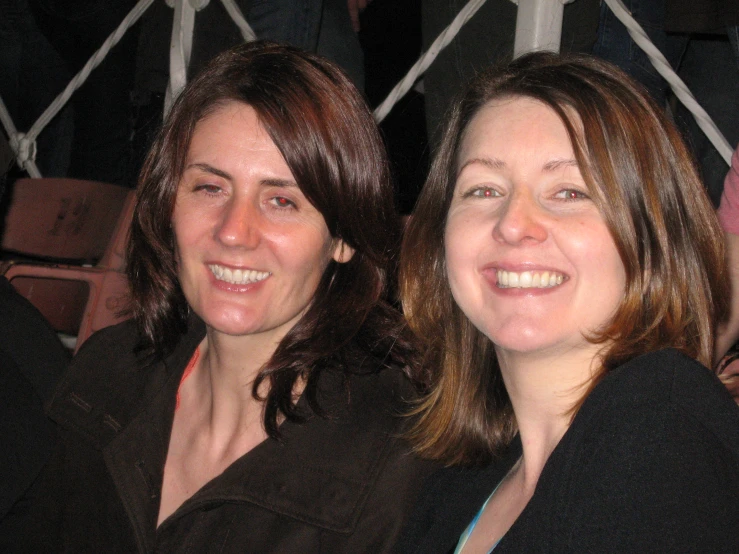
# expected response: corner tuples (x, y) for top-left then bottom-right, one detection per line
(194, 184), (222, 195)
(463, 186), (502, 199)
(554, 188), (589, 201)
(270, 196), (296, 208)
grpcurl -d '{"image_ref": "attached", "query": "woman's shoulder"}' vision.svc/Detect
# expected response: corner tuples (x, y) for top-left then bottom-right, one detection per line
(600, 347), (715, 391)
(519, 349), (739, 551)
(568, 349), (739, 470)
(45, 320), (149, 446)
(313, 361), (419, 437)
(54, 319), (143, 395)
(585, 348), (739, 441)
(46, 318), (201, 448)
(75, 318), (142, 360)
(324, 330), (421, 412)
(60, 314), (203, 386)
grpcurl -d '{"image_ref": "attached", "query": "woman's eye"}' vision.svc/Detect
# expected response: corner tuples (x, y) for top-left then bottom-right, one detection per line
(463, 186), (502, 199)
(194, 183), (222, 195)
(554, 188), (589, 201)
(270, 196), (296, 209)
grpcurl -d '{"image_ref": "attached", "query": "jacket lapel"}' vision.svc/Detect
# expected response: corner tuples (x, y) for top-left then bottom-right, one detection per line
(101, 323), (205, 552)
(102, 360), (180, 553)
(158, 368), (398, 535)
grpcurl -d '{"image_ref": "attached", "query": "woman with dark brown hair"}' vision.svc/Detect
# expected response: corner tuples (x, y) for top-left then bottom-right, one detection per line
(11, 41), (430, 552)
(395, 52), (739, 553)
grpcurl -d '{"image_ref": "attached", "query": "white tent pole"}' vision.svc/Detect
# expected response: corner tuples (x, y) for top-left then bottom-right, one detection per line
(165, 0), (210, 116)
(512, 0), (574, 57)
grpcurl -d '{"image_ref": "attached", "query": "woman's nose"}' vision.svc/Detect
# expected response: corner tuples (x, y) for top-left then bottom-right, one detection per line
(215, 197), (261, 248)
(492, 191), (548, 244)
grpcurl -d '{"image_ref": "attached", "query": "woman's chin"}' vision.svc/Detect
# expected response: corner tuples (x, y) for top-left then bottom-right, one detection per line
(198, 310), (262, 337)
(491, 333), (584, 360)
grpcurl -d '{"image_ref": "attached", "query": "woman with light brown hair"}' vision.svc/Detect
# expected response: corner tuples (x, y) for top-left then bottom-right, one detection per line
(395, 51), (739, 553)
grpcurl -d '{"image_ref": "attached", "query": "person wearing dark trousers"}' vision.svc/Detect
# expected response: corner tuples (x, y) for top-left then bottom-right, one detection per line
(0, 276), (69, 529)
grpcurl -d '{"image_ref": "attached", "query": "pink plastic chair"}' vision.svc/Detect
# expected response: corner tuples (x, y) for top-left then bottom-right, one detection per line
(2, 178), (134, 351)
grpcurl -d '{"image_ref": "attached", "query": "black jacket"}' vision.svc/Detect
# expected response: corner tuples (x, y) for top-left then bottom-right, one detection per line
(8, 318), (432, 553)
(394, 349), (739, 553)
(0, 277), (68, 520)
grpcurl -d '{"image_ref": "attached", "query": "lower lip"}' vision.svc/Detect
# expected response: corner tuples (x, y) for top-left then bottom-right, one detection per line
(208, 269), (269, 293)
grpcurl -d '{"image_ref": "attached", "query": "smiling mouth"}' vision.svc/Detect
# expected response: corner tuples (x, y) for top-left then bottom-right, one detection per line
(209, 264), (271, 285)
(496, 270), (565, 289)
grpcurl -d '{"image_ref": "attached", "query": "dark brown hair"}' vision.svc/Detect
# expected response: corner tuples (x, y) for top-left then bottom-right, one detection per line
(400, 51), (729, 466)
(127, 41), (415, 436)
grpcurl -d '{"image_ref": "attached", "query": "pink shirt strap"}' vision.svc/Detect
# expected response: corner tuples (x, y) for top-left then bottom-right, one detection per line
(718, 145), (739, 235)
(175, 346), (200, 411)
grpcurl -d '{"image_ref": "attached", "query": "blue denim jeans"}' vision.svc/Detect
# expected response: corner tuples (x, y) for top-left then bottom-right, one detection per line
(592, 0), (684, 105)
(247, 0), (323, 51)
(249, 0), (364, 89)
(592, 0), (739, 206)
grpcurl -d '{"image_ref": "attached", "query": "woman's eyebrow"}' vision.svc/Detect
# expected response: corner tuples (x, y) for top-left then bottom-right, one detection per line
(183, 166), (298, 189)
(184, 162), (232, 181)
(260, 178), (298, 188)
(457, 157), (506, 176)
(542, 158), (578, 172)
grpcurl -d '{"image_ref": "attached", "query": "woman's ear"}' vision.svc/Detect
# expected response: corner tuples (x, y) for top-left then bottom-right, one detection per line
(332, 240), (355, 263)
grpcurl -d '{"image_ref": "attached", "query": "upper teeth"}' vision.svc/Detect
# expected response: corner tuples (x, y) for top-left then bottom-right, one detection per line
(209, 265), (271, 285)
(497, 270), (564, 289)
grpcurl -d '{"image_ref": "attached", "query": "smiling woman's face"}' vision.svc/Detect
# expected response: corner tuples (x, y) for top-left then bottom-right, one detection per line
(172, 101), (349, 342)
(444, 96), (626, 360)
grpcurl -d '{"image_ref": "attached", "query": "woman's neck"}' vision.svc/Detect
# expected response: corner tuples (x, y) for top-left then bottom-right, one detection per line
(180, 331), (278, 445)
(157, 332), (280, 526)
(205, 330), (277, 392)
(497, 344), (602, 488)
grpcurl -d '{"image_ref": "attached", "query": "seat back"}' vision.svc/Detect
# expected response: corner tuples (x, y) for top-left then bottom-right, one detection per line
(2, 178), (135, 351)
(1, 178), (129, 264)
(8, 276), (89, 336)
